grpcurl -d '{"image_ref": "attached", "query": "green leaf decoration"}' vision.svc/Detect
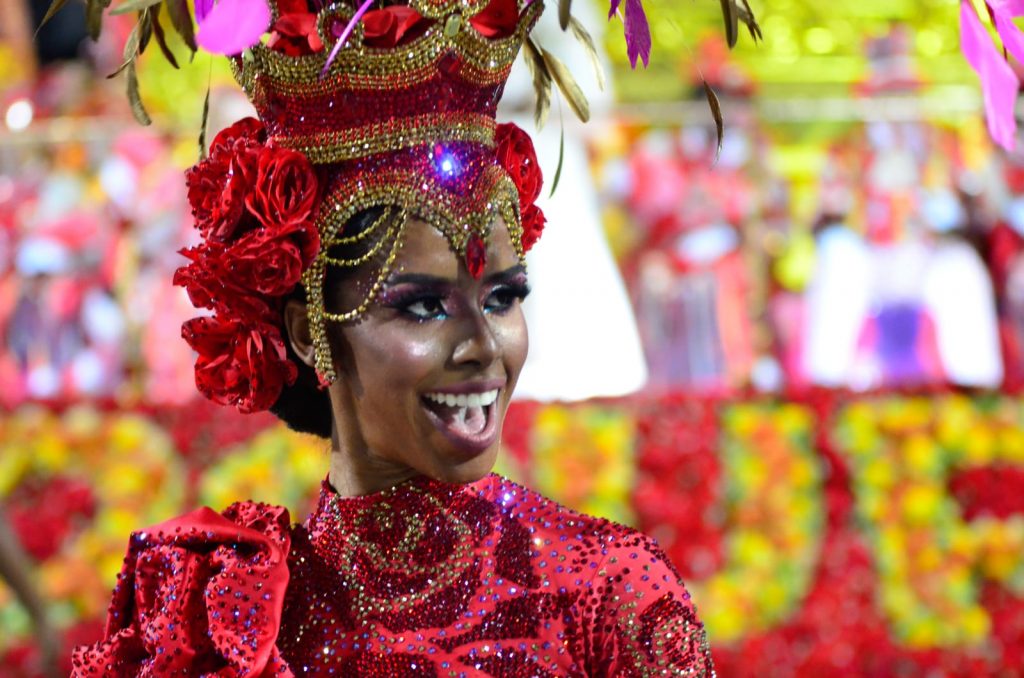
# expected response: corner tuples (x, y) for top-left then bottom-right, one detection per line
(165, 0), (197, 54)
(36, 0), (71, 35)
(86, 0), (113, 41)
(549, 116), (566, 198)
(540, 47), (590, 123)
(524, 37), (553, 130)
(558, 0), (572, 30)
(110, 0), (164, 17)
(151, 3), (180, 68)
(568, 16), (605, 91)
(719, 0), (739, 48)
(703, 79), (724, 162)
(127, 61), (152, 125)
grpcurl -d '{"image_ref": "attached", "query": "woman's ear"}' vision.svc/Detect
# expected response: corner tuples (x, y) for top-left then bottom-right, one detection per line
(283, 300), (316, 368)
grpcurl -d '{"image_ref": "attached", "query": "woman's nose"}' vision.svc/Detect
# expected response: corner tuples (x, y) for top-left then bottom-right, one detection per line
(452, 310), (500, 367)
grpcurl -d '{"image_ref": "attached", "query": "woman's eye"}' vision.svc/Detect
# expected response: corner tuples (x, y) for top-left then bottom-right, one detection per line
(484, 285), (529, 314)
(404, 297), (448, 320)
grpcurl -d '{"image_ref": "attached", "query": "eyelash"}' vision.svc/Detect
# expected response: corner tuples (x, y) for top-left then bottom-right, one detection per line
(484, 282), (530, 314)
(386, 282), (531, 322)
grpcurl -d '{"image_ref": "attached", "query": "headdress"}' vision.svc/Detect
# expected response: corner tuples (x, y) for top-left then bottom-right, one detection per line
(44, 0), (758, 413)
(175, 0), (555, 411)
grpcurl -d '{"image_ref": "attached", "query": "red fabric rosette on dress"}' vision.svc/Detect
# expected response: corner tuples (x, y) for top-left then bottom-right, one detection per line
(70, 502), (294, 677)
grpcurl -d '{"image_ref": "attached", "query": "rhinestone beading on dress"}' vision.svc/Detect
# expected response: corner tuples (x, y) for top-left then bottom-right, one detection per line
(278, 474), (715, 676)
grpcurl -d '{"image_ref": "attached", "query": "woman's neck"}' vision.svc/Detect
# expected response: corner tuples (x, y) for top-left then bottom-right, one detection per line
(327, 447), (420, 498)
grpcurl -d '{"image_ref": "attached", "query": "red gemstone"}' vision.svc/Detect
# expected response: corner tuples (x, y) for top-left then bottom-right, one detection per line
(465, 235), (486, 279)
(438, 49), (464, 76)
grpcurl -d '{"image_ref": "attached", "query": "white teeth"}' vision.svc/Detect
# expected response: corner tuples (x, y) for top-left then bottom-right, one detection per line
(425, 389), (499, 407)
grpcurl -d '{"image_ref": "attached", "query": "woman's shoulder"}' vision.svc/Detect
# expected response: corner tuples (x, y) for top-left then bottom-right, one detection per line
(71, 500), (296, 677)
(480, 474), (714, 676)
(481, 473), (674, 558)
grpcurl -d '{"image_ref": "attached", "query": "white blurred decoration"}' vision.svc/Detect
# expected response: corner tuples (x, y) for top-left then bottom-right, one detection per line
(4, 99), (33, 131)
(923, 239), (1004, 387)
(500, 3), (647, 401)
(802, 224), (871, 387)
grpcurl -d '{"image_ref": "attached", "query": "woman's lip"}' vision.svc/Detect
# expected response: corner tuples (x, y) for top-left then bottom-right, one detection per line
(420, 391), (501, 457)
(423, 378), (506, 395)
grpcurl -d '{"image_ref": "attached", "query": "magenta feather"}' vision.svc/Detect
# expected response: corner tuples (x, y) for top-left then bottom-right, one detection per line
(623, 0), (650, 68)
(196, 0), (270, 55)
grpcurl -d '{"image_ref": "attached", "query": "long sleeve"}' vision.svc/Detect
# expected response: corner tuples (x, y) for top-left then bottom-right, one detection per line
(70, 502), (295, 677)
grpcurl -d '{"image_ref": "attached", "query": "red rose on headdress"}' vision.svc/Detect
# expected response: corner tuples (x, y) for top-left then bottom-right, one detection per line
(469, 0), (519, 39)
(495, 123), (546, 251)
(246, 148), (319, 230)
(495, 122), (542, 207)
(173, 244), (225, 310)
(173, 244), (279, 321)
(223, 221), (320, 297)
(521, 203), (546, 252)
(182, 316), (297, 413)
(362, 6), (430, 48)
(186, 141), (261, 242)
(211, 117), (266, 153)
(268, 12), (324, 56)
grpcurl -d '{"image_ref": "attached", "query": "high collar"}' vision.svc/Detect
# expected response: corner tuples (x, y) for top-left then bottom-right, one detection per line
(304, 474), (499, 578)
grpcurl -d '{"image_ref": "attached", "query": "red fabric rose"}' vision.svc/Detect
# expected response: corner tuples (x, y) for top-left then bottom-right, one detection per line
(495, 123), (545, 251)
(268, 12), (324, 56)
(495, 122), (543, 207)
(211, 117), (266, 154)
(362, 6), (430, 48)
(246, 147), (319, 230)
(469, 0), (520, 39)
(223, 221), (319, 297)
(520, 203), (546, 253)
(179, 118), (323, 413)
(173, 243), (226, 310)
(182, 316), (297, 413)
(186, 141), (261, 242)
(173, 244), (280, 321)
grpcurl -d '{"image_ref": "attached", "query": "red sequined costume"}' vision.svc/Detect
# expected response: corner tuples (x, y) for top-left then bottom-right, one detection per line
(72, 474), (712, 676)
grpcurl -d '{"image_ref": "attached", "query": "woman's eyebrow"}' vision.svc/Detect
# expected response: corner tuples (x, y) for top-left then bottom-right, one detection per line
(485, 264), (527, 283)
(387, 264), (526, 287)
(386, 273), (451, 286)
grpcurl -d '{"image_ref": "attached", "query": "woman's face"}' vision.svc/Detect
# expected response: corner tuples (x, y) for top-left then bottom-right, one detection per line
(325, 217), (529, 488)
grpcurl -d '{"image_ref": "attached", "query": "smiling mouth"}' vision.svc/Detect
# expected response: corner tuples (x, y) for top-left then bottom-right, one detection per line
(421, 388), (500, 455)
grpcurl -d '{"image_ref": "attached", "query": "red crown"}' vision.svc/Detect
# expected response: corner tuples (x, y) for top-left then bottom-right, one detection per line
(235, 0), (540, 165)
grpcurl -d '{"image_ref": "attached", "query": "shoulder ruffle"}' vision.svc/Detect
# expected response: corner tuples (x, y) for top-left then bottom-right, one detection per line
(71, 501), (295, 677)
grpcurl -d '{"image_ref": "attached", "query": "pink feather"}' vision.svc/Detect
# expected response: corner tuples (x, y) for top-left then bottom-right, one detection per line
(196, 0), (271, 55)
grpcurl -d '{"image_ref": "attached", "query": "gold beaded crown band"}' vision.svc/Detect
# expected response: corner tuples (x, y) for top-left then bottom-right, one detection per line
(172, 0), (551, 411)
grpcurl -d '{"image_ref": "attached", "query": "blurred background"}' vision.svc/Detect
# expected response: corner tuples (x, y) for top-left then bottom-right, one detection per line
(3, 0), (1024, 675)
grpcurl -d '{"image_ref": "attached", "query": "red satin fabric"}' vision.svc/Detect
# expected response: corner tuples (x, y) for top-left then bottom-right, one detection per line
(73, 475), (713, 676)
(361, 0), (520, 49)
(71, 503), (293, 677)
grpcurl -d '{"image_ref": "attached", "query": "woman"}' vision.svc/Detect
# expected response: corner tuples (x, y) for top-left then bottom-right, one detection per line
(70, 0), (715, 674)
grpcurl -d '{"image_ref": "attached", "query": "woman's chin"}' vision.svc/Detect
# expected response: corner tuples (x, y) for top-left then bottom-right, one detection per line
(426, 444), (500, 485)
